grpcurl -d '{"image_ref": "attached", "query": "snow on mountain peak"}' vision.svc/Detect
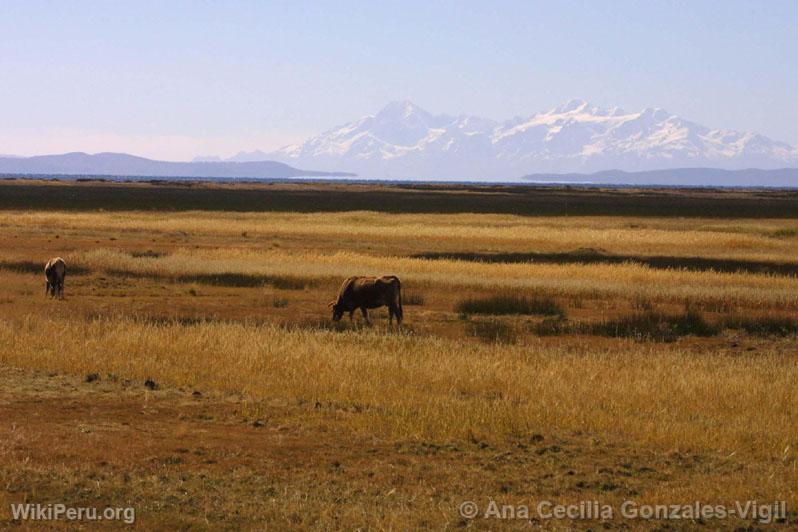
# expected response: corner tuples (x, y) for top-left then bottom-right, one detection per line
(553, 98), (590, 114)
(266, 101), (798, 179)
(374, 100), (431, 122)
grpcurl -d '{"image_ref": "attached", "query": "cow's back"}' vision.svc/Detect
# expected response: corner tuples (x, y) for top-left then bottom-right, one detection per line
(350, 277), (382, 304)
(338, 276), (398, 308)
(45, 257), (66, 280)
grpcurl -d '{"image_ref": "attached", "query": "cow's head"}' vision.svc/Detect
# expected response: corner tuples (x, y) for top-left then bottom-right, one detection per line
(329, 300), (344, 322)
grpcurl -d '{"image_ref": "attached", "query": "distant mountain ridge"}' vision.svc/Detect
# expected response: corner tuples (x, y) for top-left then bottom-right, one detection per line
(240, 100), (797, 180)
(0, 152), (354, 179)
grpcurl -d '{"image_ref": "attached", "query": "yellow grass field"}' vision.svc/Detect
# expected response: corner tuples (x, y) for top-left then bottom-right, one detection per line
(0, 180), (796, 529)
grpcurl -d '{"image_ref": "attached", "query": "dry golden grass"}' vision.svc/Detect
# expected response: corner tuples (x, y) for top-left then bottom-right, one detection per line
(60, 246), (798, 310)
(1, 314), (796, 461)
(3, 209), (797, 261)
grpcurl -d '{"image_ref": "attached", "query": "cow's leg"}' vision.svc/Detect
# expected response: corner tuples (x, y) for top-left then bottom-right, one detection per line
(349, 310), (355, 321)
(388, 305), (394, 325)
(360, 307), (370, 324)
(45, 281), (51, 298)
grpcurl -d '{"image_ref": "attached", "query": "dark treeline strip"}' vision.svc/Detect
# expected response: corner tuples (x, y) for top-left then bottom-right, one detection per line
(415, 251), (798, 277)
(0, 260), (91, 275)
(2, 179), (798, 217)
(532, 310), (798, 341)
(0, 260), (314, 290)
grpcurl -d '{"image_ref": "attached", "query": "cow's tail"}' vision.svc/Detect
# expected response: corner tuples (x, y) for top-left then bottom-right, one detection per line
(394, 278), (403, 324)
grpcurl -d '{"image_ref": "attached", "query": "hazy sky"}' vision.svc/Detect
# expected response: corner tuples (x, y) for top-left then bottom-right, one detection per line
(1, 0), (796, 160)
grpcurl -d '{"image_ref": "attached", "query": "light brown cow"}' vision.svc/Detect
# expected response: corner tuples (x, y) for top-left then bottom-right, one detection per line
(44, 257), (66, 299)
(330, 276), (403, 326)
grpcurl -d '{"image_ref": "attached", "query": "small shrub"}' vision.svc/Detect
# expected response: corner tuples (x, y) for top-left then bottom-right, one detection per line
(467, 319), (518, 344)
(456, 294), (564, 317)
(272, 297), (289, 308)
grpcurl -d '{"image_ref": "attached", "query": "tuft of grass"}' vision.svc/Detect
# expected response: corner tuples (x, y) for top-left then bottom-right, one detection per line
(272, 297), (289, 308)
(130, 250), (166, 258)
(466, 319), (518, 344)
(289, 318), (358, 333)
(404, 291), (425, 306)
(456, 294), (564, 317)
(531, 317), (570, 336)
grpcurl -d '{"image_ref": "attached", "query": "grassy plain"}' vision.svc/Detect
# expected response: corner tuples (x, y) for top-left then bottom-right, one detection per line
(0, 179), (796, 529)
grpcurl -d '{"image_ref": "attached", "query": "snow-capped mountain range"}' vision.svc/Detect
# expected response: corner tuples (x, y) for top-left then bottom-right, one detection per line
(210, 99), (797, 179)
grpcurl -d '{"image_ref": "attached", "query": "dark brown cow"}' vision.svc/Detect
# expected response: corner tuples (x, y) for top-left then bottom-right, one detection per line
(44, 257), (66, 299)
(330, 276), (403, 326)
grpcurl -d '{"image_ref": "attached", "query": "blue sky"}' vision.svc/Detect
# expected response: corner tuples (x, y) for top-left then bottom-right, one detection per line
(1, 0), (795, 160)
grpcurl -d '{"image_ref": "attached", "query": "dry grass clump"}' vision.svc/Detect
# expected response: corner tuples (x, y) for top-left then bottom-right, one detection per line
(456, 293), (564, 317)
(590, 310), (718, 342)
(272, 297), (289, 308)
(129, 249), (167, 258)
(530, 316), (570, 336)
(529, 311), (718, 341)
(465, 319), (518, 344)
(1, 314), (796, 462)
(403, 291), (425, 306)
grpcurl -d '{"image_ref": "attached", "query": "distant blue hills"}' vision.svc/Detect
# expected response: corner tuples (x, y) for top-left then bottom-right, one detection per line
(0, 152), (355, 179)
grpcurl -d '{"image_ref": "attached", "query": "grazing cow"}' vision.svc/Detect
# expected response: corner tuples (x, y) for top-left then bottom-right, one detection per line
(44, 257), (66, 299)
(330, 276), (403, 326)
